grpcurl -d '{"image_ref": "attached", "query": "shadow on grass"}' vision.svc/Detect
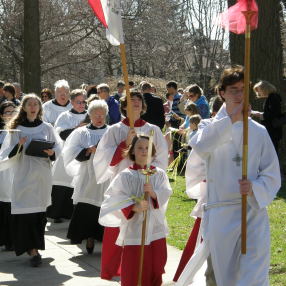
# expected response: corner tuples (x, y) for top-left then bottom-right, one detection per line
(270, 264), (286, 275)
(276, 181), (286, 202)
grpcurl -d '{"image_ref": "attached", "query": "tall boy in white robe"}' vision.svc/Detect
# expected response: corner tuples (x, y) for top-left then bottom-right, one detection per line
(176, 66), (281, 286)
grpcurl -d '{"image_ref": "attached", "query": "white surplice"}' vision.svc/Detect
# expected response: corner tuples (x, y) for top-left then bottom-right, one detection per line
(42, 100), (72, 125)
(52, 110), (87, 187)
(176, 105), (281, 286)
(63, 125), (110, 206)
(0, 132), (13, 202)
(0, 122), (62, 214)
(93, 120), (168, 184)
(99, 167), (172, 246)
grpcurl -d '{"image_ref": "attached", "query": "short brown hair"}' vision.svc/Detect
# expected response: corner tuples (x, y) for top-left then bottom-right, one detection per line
(217, 65), (244, 93)
(3, 83), (15, 97)
(189, 114), (201, 126)
(120, 90), (147, 117)
(126, 135), (156, 162)
(40, 88), (53, 100)
(185, 84), (202, 97)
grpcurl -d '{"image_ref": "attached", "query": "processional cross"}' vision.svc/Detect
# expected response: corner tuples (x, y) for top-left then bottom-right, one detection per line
(232, 153), (242, 167)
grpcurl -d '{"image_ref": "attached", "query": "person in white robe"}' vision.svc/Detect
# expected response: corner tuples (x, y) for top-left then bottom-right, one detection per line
(47, 89), (88, 223)
(42, 79), (72, 125)
(176, 66), (281, 286)
(0, 94), (62, 267)
(99, 135), (172, 286)
(93, 91), (168, 280)
(0, 101), (17, 251)
(63, 100), (110, 253)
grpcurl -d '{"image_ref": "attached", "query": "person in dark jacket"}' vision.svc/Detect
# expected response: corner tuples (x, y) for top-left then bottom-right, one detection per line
(252, 80), (283, 152)
(140, 82), (165, 129)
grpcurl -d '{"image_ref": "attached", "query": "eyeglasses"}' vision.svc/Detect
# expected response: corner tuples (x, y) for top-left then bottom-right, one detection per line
(4, 111), (17, 115)
(75, 101), (86, 105)
(228, 89), (244, 95)
(41, 95), (50, 99)
(93, 115), (106, 119)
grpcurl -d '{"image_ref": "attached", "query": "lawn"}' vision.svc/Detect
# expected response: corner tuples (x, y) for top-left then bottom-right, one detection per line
(166, 175), (286, 285)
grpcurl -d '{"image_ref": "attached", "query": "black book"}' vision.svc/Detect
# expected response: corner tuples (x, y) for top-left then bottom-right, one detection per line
(25, 139), (55, 158)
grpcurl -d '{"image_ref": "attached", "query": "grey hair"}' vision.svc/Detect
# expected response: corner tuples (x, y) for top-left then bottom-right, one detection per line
(97, 83), (110, 93)
(88, 99), (109, 115)
(54, 79), (70, 91)
(70, 89), (86, 101)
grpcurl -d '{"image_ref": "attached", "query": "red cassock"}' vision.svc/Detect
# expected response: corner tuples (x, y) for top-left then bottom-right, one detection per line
(173, 217), (201, 282)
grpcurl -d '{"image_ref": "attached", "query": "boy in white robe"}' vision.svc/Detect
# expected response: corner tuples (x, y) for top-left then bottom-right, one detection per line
(176, 66), (281, 286)
(99, 135), (172, 286)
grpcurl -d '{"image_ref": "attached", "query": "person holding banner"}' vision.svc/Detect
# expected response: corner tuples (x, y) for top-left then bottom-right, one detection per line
(93, 91), (168, 280)
(0, 94), (62, 267)
(99, 135), (172, 286)
(176, 66), (281, 286)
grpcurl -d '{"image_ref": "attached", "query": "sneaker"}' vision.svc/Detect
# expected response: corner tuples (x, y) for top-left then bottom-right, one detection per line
(30, 254), (42, 267)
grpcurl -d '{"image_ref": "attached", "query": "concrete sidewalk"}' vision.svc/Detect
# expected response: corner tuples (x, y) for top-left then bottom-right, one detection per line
(0, 220), (206, 286)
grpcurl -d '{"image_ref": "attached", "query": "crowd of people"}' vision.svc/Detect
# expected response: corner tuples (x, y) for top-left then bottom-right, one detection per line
(0, 67), (283, 285)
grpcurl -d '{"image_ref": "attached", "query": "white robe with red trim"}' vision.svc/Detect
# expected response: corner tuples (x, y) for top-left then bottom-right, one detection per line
(99, 166), (172, 246)
(93, 119), (168, 184)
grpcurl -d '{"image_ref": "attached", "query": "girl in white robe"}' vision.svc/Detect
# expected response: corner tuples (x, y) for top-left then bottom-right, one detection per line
(63, 100), (110, 253)
(99, 135), (172, 286)
(47, 89), (88, 222)
(0, 101), (16, 251)
(93, 91), (168, 280)
(0, 94), (62, 267)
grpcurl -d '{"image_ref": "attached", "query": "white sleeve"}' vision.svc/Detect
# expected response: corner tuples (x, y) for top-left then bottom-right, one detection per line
(99, 172), (135, 227)
(249, 130), (281, 209)
(190, 116), (232, 159)
(152, 126), (168, 171)
(63, 129), (84, 177)
(0, 131), (21, 171)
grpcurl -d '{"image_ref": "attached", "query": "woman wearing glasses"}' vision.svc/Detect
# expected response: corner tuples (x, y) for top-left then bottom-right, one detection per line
(40, 88), (53, 103)
(63, 100), (109, 254)
(47, 89), (88, 223)
(0, 101), (17, 251)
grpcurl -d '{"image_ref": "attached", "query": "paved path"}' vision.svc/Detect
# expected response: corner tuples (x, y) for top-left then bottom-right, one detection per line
(0, 220), (206, 286)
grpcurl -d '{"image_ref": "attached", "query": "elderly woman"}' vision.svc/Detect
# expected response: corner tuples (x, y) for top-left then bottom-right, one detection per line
(63, 100), (109, 253)
(252, 80), (283, 152)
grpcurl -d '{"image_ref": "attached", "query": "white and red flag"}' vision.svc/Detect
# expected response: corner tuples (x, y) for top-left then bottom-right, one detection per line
(88, 0), (124, 46)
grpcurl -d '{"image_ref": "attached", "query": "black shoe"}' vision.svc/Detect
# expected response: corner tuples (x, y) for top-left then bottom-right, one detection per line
(30, 254), (42, 267)
(86, 239), (94, 254)
(54, 218), (63, 223)
(5, 244), (14, 251)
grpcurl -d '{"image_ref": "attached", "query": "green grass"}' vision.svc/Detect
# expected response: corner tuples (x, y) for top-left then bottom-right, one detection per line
(166, 176), (286, 285)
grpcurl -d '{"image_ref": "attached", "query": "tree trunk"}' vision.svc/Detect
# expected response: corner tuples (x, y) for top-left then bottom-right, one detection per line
(24, 0), (41, 94)
(229, 0), (283, 108)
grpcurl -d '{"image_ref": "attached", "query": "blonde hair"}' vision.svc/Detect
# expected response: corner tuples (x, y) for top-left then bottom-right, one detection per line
(8, 94), (42, 130)
(253, 80), (277, 98)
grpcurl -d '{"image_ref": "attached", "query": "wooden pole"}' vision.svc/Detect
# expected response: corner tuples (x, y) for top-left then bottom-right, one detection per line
(137, 130), (154, 286)
(241, 9), (255, 255)
(119, 44), (134, 128)
(137, 175), (149, 286)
